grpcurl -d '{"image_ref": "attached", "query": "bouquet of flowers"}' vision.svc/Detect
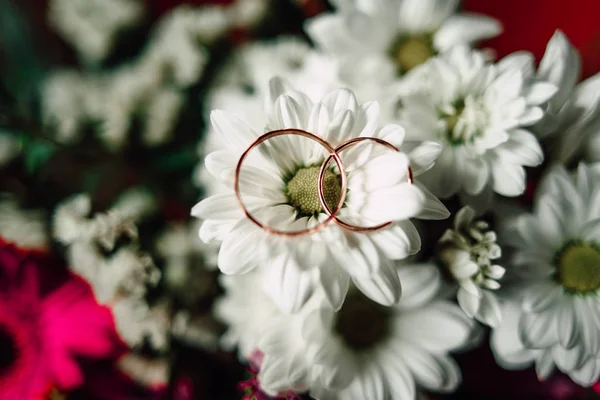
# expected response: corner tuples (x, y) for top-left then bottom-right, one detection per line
(1, 0), (599, 399)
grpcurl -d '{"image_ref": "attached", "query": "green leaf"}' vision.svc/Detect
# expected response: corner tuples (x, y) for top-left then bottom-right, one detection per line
(24, 140), (55, 173)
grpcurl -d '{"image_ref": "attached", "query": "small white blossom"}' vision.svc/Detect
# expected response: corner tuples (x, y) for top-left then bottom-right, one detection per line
(0, 196), (48, 251)
(53, 194), (137, 250)
(49, 0), (144, 63)
(438, 206), (504, 327)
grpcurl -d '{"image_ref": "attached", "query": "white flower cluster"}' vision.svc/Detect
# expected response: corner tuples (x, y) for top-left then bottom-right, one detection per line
(52, 191), (167, 349)
(43, 1), (268, 150)
(192, 0), (600, 397)
(49, 0), (145, 64)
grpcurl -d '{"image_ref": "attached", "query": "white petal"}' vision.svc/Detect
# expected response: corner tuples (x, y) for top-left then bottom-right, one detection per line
(352, 258), (401, 306)
(369, 220), (421, 260)
(374, 124), (406, 148)
(491, 302), (536, 370)
(519, 311), (557, 349)
(457, 286), (480, 318)
(344, 363), (385, 400)
(474, 290), (502, 327)
(319, 262), (350, 311)
(210, 110), (258, 154)
(522, 282), (560, 313)
(396, 300), (474, 352)
(535, 351), (555, 380)
(491, 162), (526, 196)
(568, 357), (600, 386)
(191, 194), (242, 220)
(574, 296), (600, 354)
(434, 13), (502, 51)
(495, 129), (544, 167)
(414, 182), (450, 220)
(538, 30), (581, 109)
(348, 152), (410, 193)
(405, 141), (442, 176)
(265, 251), (315, 313)
(357, 183), (425, 224)
(552, 343), (587, 372)
(217, 221), (262, 274)
(380, 354), (415, 400)
(395, 264), (440, 309)
(399, 344), (462, 393)
(524, 82), (558, 106)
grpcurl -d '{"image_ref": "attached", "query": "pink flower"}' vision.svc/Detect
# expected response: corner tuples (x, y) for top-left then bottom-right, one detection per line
(0, 237), (126, 399)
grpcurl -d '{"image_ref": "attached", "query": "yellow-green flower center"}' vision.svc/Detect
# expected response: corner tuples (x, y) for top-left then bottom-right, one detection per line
(389, 34), (434, 73)
(286, 166), (342, 217)
(557, 243), (600, 293)
(334, 291), (391, 350)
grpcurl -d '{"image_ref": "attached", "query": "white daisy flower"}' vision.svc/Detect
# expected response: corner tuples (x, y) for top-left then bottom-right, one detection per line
(534, 30), (600, 164)
(393, 46), (557, 212)
(193, 79), (449, 313)
(219, 265), (477, 398)
(306, 0), (501, 85)
(438, 206), (504, 327)
(491, 163), (600, 386)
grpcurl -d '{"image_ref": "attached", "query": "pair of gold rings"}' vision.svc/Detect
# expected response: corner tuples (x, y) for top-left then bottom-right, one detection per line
(234, 129), (413, 237)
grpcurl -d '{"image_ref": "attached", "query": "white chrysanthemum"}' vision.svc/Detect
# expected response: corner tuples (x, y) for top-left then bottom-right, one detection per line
(491, 163), (600, 386)
(393, 46), (556, 212)
(193, 79), (449, 313)
(534, 30), (600, 164)
(306, 0), (501, 85)
(49, 0), (144, 63)
(0, 196), (48, 251)
(218, 265), (478, 399)
(438, 206), (504, 327)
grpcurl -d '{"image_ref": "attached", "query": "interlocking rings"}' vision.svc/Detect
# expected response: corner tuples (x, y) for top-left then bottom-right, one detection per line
(234, 129), (347, 237)
(234, 129), (413, 237)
